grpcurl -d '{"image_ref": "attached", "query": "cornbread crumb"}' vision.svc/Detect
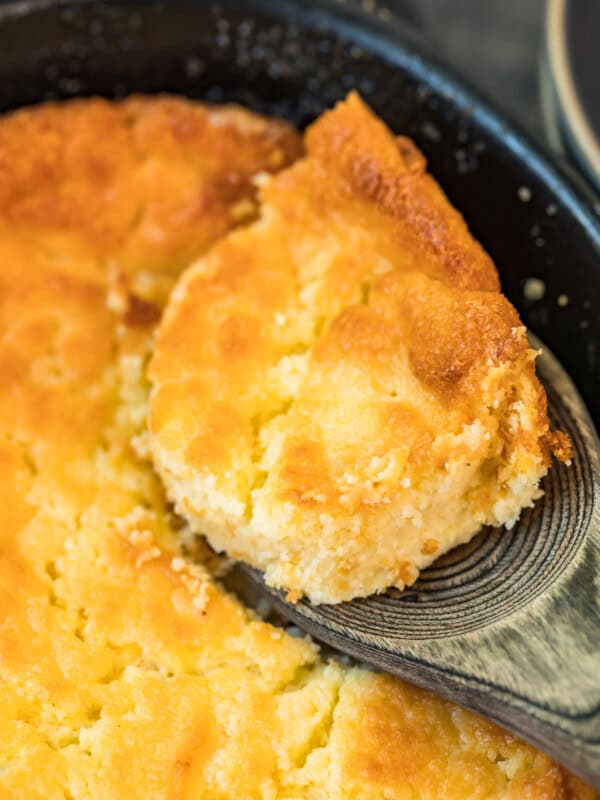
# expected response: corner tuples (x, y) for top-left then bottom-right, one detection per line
(149, 93), (569, 604)
(0, 95), (593, 800)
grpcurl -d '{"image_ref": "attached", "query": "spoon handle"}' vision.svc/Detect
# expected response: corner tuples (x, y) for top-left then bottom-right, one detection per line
(370, 544), (600, 788)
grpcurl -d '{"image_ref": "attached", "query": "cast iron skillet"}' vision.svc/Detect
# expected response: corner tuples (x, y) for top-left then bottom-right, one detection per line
(1, 0), (598, 786)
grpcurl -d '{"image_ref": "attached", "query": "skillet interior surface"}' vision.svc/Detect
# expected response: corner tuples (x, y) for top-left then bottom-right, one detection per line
(0, 0), (598, 427)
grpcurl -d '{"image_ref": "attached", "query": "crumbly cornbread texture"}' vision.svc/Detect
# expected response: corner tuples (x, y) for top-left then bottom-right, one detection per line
(149, 92), (570, 604)
(0, 95), (591, 800)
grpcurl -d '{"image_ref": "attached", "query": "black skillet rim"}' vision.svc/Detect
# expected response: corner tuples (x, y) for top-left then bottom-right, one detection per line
(0, 0), (598, 248)
(1, 0), (599, 219)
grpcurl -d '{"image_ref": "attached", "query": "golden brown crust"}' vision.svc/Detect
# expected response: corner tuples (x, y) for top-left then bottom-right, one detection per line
(545, 429), (575, 463)
(330, 673), (597, 800)
(149, 92), (568, 604)
(304, 92), (499, 291)
(0, 94), (301, 275)
(0, 95), (590, 799)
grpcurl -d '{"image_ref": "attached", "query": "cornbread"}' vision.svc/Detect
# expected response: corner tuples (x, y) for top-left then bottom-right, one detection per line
(149, 92), (571, 605)
(0, 94), (593, 800)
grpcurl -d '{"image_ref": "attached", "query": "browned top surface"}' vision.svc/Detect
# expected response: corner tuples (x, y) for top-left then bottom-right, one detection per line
(0, 94), (588, 799)
(0, 94), (301, 275)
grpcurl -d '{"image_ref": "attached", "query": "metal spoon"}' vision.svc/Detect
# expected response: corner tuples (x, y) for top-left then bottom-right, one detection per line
(240, 336), (600, 788)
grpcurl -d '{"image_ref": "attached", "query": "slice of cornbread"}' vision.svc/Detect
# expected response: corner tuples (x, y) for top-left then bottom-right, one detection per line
(0, 96), (592, 800)
(149, 92), (570, 604)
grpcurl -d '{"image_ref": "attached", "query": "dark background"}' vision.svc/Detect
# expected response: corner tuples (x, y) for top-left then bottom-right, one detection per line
(393, 0), (547, 141)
